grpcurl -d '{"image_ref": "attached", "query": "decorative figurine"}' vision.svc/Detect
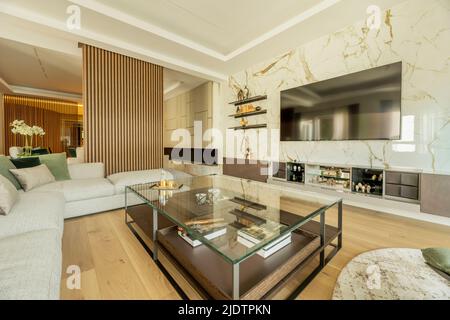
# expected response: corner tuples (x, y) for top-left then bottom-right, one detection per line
(240, 118), (248, 127)
(372, 175), (377, 181)
(243, 86), (250, 99)
(237, 89), (245, 101)
(366, 185), (372, 193)
(246, 104), (256, 112)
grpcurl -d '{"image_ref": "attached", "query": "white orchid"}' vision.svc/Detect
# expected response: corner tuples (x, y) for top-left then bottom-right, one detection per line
(32, 125), (46, 136)
(10, 120), (45, 137)
(10, 120), (46, 154)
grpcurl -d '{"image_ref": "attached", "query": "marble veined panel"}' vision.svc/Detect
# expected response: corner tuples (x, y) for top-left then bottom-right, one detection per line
(222, 0), (450, 174)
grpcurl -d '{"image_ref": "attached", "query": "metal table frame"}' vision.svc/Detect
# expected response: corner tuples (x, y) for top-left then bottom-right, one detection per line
(125, 186), (343, 300)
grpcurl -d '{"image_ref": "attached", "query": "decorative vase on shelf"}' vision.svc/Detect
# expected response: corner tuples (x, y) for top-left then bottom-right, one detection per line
(22, 135), (32, 157)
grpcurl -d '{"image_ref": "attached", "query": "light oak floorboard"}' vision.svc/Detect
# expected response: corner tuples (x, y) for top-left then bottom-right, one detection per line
(61, 207), (450, 300)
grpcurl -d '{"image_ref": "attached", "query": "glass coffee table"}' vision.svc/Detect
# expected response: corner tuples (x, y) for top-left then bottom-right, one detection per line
(125, 174), (342, 300)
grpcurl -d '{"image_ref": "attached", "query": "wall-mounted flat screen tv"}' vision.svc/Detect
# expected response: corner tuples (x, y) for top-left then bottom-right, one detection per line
(280, 62), (402, 141)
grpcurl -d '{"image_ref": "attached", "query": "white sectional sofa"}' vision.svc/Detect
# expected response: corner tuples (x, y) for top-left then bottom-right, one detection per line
(0, 162), (191, 299)
(29, 163), (191, 219)
(0, 191), (64, 300)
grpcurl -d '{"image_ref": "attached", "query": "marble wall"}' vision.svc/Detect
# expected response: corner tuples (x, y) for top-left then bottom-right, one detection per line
(221, 0), (450, 174)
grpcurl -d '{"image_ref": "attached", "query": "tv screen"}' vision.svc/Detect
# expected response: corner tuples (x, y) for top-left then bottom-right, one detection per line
(280, 62), (402, 141)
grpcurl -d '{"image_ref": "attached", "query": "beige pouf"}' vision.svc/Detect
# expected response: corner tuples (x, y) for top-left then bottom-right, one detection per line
(333, 248), (450, 300)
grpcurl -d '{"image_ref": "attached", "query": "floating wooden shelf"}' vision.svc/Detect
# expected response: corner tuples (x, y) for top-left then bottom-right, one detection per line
(229, 95), (267, 106)
(228, 109), (267, 118)
(229, 124), (267, 130)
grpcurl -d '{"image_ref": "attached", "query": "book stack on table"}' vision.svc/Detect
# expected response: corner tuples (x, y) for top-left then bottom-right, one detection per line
(177, 218), (227, 247)
(237, 226), (291, 259)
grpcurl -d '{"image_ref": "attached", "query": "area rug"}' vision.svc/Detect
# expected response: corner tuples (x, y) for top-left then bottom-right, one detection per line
(332, 248), (450, 300)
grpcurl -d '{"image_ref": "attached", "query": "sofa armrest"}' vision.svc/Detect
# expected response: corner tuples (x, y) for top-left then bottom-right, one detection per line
(68, 163), (105, 180)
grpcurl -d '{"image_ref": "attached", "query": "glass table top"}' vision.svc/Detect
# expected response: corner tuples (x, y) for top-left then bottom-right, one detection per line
(126, 174), (341, 264)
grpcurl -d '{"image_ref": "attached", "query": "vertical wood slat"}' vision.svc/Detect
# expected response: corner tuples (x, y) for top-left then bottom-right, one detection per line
(81, 44), (163, 175)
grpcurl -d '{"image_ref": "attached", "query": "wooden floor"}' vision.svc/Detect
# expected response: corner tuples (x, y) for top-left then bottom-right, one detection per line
(60, 206), (450, 300)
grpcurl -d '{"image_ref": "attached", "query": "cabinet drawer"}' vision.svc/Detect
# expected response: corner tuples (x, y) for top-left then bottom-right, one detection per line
(401, 185), (419, 200)
(385, 184), (401, 197)
(385, 172), (401, 184)
(401, 173), (419, 187)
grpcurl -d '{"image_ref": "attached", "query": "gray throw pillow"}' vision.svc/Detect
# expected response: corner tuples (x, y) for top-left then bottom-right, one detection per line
(9, 164), (56, 192)
(38, 153), (71, 181)
(0, 155), (21, 190)
(0, 174), (19, 215)
(422, 248), (450, 276)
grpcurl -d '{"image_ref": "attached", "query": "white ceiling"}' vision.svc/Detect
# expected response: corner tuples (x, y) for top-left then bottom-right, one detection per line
(0, 37), (82, 95)
(163, 69), (207, 100)
(0, 37), (206, 101)
(94, 0), (321, 55)
(0, 0), (408, 91)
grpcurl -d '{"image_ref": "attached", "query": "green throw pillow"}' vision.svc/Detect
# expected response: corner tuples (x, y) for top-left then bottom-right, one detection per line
(422, 248), (450, 276)
(0, 155), (22, 190)
(11, 157), (41, 169)
(38, 153), (71, 181)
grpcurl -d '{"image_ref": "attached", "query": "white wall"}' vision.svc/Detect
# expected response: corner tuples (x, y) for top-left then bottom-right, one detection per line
(164, 82), (213, 148)
(218, 0), (450, 175)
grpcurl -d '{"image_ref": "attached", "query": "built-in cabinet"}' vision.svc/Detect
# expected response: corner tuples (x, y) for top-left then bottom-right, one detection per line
(385, 171), (420, 202)
(305, 165), (351, 192)
(352, 168), (384, 197)
(286, 162), (305, 184)
(272, 162), (421, 204)
(421, 174), (450, 218)
(272, 162), (286, 180)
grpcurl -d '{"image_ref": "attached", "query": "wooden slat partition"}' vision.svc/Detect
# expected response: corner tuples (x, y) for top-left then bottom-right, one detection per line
(81, 44), (163, 175)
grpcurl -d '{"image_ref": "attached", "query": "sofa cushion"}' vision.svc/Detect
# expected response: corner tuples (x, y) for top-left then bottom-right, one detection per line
(0, 229), (62, 300)
(0, 175), (19, 215)
(0, 191), (64, 239)
(31, 178), (115, 202)
(39, 153), (71, 181)
(68, 163), (105, 180)
(107, 168), (192, 195)
(0, 155), (21, 190)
